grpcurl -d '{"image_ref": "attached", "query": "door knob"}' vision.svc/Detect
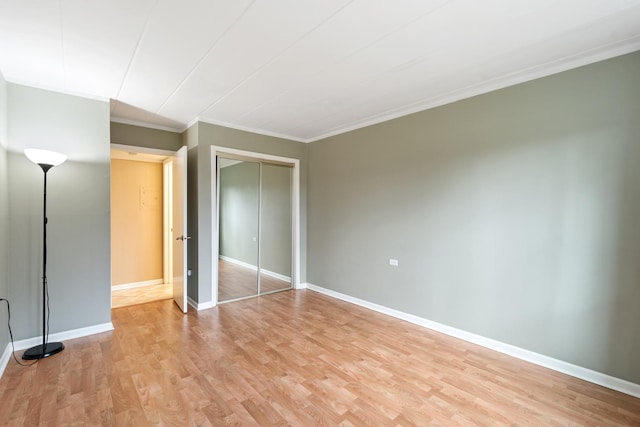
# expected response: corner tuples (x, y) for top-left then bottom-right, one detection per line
(176, 235), (192, 241)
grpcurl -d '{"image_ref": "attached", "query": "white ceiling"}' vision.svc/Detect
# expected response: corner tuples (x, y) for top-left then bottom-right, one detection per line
(1, 0), (639, 142)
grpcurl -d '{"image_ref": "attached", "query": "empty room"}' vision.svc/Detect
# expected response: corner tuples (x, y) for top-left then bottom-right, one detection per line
(1, 1), (640, 425)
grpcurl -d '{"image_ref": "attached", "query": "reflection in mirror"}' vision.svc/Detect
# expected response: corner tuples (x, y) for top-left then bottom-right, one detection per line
(217, 158), (260, 302)
(259, 163), (293, 294)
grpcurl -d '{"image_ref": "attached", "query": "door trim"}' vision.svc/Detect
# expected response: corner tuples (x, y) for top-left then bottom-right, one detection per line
(162, 158), (173, 285)
(110, 143), (176, 158)
(210, 146), (301, 307)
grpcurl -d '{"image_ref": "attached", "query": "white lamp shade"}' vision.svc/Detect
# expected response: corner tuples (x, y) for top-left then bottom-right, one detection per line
(24, 148), (67, 167)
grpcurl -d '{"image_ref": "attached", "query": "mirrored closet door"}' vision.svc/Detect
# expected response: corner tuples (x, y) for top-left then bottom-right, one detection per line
(217, 156), (293, 303)
(259, 163), (292, 295)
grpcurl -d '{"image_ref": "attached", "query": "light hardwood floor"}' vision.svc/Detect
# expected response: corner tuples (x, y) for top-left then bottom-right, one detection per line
(111, 283), (173, 308)
(1, 290), (639, 425)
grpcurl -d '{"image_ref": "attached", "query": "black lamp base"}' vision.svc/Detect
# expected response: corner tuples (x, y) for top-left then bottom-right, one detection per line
(22, 342), (65, 360)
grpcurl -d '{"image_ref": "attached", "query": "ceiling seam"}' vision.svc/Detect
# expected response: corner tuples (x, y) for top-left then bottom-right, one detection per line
(305, 36), (640, 143)
(234, 0), (456, 132)
(264, 0), (456, 137)
(151, 0), (258, 118)
(193, 0), (358, 121)
(115, 0), (160, 101)
(282, 2), (640, 140)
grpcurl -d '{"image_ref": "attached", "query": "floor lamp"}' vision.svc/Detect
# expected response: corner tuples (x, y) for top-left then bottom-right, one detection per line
(22, 148), (67, 360)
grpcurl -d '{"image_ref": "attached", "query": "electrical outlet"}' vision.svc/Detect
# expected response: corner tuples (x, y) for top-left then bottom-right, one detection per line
(389, 258), (399, 267)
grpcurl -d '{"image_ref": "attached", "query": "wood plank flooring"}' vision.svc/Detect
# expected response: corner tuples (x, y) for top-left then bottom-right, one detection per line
(111, 283), (173, 308)
(1, 290), (639, 425)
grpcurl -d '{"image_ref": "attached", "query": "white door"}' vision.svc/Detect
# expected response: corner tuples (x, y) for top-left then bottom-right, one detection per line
(172, 146), (188, 312)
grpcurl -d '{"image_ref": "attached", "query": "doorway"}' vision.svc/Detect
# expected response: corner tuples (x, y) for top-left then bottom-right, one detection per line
(212, 147), (300, 305)
(110, 146), (174, 308)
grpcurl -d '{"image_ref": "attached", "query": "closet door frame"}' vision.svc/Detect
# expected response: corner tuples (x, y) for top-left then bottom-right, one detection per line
(211, 146), (300, 306)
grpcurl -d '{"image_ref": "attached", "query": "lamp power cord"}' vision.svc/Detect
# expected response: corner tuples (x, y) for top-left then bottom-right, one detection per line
(0, 298), (37, 367)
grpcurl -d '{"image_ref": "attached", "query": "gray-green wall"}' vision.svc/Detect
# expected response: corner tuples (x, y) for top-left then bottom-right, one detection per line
(0, 72), (8, 360)
(307, 51), (640, 384)
(7, 84), (111, 339)
(219, 161), (260, 266)
(184, 126), (199, 301)
(260, 163), (293, 277)
(187, 123), (307, 304)
(110, 121), (183, 151)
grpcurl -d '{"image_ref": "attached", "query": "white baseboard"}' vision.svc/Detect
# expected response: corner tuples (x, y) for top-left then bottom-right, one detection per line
(112, 279), (163, 291)
(219, 255), (291, 282)
(0, 322), (114, 379)
(188, 296), (216, 311)
(296, 282), (309, 290)
(0, 343), (11, 380)
(261, 269), (291, 283)
(305, 283), (640, 399)
(13, 322), (115, 351)
(219, 255), (255, 271)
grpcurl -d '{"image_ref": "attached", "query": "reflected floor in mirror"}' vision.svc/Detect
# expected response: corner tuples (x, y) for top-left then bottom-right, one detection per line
(218, 258), (291, 302)
(112, 283), (173, 308)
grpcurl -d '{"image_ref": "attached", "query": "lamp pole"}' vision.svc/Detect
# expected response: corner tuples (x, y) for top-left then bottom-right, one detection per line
(23, 149), (66, 360)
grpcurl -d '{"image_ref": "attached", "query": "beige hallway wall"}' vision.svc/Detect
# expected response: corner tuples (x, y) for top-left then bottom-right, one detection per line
(111, 159), (163, 286)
